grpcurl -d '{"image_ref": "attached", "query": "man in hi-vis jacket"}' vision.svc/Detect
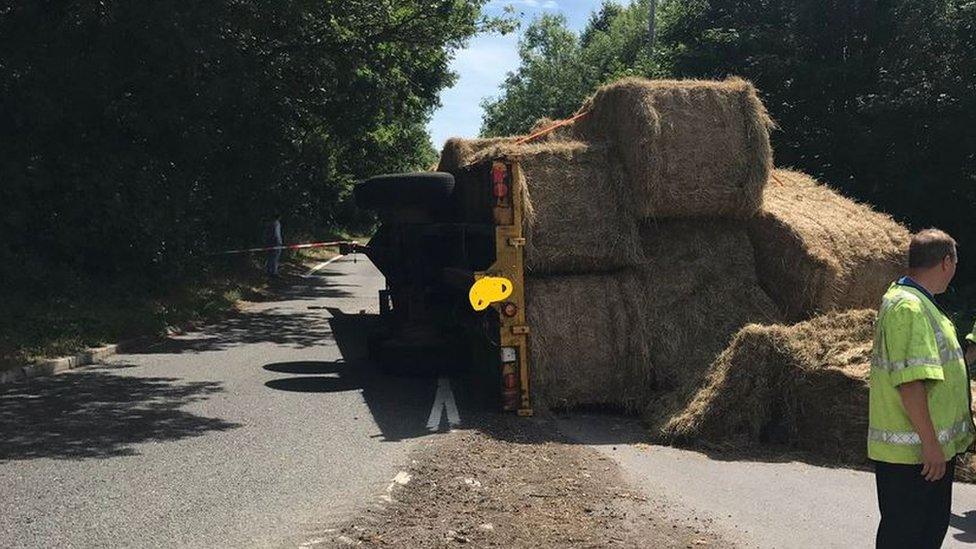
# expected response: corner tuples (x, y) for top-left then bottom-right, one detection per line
(869, 228), (975, 549)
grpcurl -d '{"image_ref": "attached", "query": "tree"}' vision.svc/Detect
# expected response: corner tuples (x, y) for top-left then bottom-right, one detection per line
(480, 14), (588, 136)
(0, 1), (507, 292)
(481, 1), (660, 137)
(657, 0), (976, 282)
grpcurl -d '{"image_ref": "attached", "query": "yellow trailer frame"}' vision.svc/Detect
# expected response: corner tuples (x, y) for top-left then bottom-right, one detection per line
(474, 158), (532, 416)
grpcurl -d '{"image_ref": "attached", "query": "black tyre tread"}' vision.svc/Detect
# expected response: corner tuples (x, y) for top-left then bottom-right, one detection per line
(354, 172), (455, 210)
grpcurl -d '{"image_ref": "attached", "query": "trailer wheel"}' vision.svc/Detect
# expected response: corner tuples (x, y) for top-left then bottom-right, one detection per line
(354, 172), (455, 210)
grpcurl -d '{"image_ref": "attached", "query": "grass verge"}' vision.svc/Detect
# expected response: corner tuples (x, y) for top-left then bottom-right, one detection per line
(0, 234), (369, 372)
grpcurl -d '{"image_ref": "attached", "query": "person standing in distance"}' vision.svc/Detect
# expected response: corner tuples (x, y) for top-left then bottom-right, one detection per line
(869, 228), (975, 549)
(266, 212), (283, 277)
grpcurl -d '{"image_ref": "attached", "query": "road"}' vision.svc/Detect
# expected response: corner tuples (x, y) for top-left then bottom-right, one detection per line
(0, 256), (462, 548)
(556, 414), (976, 548)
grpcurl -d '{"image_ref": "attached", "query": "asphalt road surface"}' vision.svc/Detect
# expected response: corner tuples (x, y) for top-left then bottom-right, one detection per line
(556, 414), (976, 549)
(0, 256), (463, 548)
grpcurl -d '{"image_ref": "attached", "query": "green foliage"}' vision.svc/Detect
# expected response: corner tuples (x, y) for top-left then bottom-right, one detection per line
(481, 1), (661, 136)
(658, 0), (976, 283)
(480, 14), (586, 136)
(0, 0), (503, 294)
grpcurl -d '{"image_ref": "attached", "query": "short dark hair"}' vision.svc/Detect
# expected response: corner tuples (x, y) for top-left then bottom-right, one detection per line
(909, 228), (957, 269)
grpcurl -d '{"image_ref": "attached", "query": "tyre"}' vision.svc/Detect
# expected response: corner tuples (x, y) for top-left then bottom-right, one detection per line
(354, 172), (455, 210)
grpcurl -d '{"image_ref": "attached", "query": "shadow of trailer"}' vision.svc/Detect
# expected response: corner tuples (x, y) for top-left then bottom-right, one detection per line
(342, 160), (532, 415)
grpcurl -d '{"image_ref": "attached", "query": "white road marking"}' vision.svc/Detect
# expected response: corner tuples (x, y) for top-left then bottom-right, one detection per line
(426, 377), (461, 431)
(302, 255), (344, 278)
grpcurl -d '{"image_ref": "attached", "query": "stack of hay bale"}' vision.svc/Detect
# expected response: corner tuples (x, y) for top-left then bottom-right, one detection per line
(437, 76), (916, 472)
(662, 169), (913, 465)
(437, 138), (652, 410)
(570, 78), (791, 400)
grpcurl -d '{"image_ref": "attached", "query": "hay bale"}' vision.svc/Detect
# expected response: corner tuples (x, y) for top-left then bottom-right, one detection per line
(957, 440), (976, 482)
(638, 220), (783, 393)
(658, 309), (976, 480)
(526, 271), (653, 411)
(750, 169), (910, 321)
(574, 77), (774, 219)
(520, 142), (641, 273)
(439, 139), (642, 273)
(436, 136), (516, 173)
(660, 309), (875, 463)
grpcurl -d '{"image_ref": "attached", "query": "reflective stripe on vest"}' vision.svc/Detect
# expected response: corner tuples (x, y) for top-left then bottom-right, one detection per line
(871, 294), (964, 371)
(868, 417), (974, 446)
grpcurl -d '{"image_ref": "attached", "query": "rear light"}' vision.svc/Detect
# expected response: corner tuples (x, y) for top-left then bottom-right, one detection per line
(500, 346), (519, 411)
(503, 367), (518, 389)
(492, 162), (509, 200)
(493, 181), (509, 198)
(492, 162), (507, 184)
(501, 302), (518, 317)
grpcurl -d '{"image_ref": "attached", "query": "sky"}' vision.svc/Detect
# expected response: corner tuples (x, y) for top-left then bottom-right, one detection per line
(426, 0), (608, 149)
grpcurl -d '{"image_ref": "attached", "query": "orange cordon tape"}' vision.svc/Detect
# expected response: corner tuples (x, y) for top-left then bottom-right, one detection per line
(214, 241), (349, 255)
(513, 110), (590, 145)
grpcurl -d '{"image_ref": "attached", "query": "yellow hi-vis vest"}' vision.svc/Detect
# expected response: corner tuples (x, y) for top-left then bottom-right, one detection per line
(868, 282), (975, 464)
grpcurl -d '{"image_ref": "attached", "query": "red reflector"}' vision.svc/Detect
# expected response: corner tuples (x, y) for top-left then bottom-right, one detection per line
(504, 372), (517, 389)
(492, 164), (507, 184)
(502, 302), (518, 317)
(493, 182), (509, 198)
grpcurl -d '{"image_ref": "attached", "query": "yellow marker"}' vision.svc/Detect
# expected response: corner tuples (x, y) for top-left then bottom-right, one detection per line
(469, 276), (513, 311)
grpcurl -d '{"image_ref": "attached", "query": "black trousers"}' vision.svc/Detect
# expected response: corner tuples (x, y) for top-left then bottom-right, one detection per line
(875, 457), (956, 549)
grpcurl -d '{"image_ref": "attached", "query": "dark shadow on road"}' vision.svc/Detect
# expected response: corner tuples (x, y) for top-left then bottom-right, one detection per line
(125, 260), (378, 356)
(257, 277), (358, 302)
(951, 511), (976, 544)
(262, 311), (443, 442)
(525, 411), (883, 478)
(238, 260), (360, 304)
(266, 374), (360, 393)
(0, 366), (240, 461)
(130, 307), (335, 354)
(466, 405), (883, 478)
(263, 361), (343, 375)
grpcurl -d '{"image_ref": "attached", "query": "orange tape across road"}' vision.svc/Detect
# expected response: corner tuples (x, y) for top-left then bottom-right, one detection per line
(214, 241), (349, 255)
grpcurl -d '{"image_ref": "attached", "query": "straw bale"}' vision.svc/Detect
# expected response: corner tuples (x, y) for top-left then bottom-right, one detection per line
(436, 136), (516, 173)
(526, 271), (653, 411)
(520, 143), (641, 273)
(574, 77), (774, 219)
(638, 219), (782, 393)
(750, 170), (910, 321)
(439, 138), (642, 273)
(657, 309), (976, 482)
(660, 310), (874, 462)
(959, 441), (976, 483)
